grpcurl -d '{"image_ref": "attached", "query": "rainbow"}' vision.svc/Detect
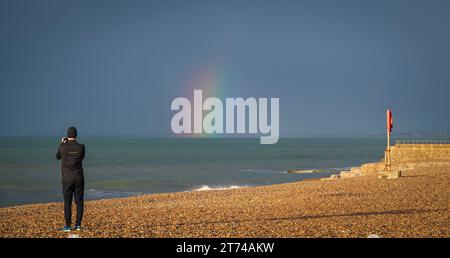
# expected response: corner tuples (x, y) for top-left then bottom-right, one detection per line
(177, 65), (228, 138)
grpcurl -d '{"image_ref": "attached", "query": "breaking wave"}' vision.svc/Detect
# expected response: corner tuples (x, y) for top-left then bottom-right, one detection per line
(192, 185), (247, 191)
(285, 167), (351, 174)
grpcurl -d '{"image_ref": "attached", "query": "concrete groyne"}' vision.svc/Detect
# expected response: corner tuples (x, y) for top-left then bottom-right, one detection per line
(329, 142), (450, 180)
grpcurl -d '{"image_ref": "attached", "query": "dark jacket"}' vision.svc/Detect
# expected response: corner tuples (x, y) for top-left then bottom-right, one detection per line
(56, 140), (85, 181)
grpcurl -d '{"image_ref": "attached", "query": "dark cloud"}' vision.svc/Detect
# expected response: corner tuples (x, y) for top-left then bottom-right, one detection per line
(1, 0), (449, 136)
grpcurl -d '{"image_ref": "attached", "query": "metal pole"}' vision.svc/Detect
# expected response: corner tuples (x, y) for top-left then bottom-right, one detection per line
(385, 128), (391, 171)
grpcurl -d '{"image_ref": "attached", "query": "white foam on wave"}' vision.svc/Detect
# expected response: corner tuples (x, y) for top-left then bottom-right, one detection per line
(284, 167), (351, 174)
(193, 185), (246, 191)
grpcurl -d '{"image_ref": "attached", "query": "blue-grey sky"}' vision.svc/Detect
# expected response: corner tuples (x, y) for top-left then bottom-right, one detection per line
(1, 0), (449, 137)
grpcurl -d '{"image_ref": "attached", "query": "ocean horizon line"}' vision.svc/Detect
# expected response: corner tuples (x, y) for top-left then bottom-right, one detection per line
(0, 133), (448, 139)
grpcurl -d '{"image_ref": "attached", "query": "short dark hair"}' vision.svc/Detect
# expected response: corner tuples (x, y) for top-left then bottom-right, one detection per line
(67, 127), (77, 138)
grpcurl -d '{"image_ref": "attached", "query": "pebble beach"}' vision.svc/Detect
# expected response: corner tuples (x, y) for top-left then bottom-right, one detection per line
(0, 163), (448, 238)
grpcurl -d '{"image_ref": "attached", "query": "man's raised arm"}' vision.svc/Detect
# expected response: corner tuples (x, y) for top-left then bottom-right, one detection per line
(56, 145), (62, 160)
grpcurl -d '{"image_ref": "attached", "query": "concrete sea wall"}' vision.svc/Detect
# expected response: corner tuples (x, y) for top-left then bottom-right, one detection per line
(330, 143), (450, 179)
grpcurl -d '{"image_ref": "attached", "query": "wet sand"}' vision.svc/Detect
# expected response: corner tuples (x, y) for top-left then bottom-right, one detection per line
(0, 165), (449, 238)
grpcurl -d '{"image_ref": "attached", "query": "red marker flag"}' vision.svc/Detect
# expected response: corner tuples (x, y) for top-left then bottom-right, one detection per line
(386, 109), (393, 132)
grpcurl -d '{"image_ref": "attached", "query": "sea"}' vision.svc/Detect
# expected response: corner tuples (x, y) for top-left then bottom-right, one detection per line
(0, 137), (387, 207)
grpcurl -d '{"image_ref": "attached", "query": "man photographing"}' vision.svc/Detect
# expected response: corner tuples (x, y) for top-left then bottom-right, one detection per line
(56, 126), (86, 232)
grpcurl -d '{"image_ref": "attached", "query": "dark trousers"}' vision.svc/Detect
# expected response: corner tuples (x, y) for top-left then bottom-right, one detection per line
(62, 179), (84, 227)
